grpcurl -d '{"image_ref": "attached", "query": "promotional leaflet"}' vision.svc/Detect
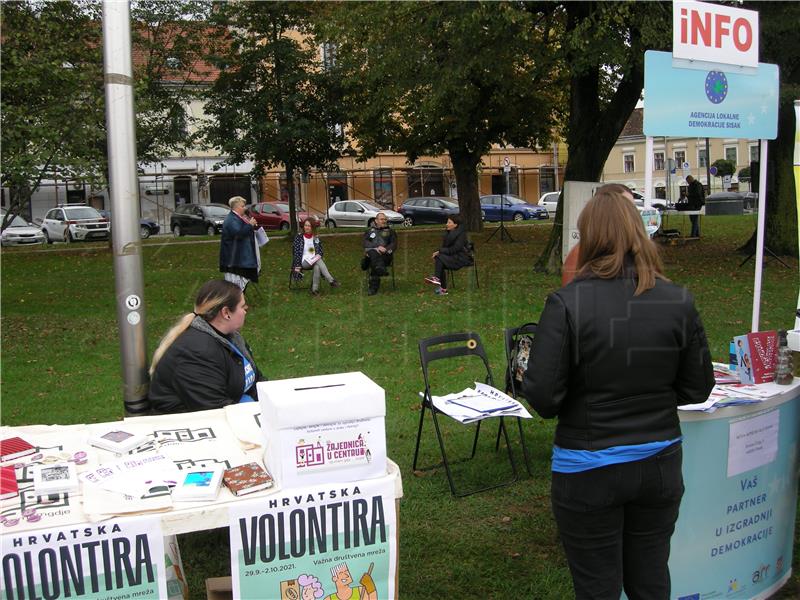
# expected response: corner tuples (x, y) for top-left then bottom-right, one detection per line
(229, 476), (397, 600)
(0, 514), (166, 600)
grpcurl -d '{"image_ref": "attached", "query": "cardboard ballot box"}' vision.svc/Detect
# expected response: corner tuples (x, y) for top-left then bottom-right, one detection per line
(258, 372), (386, 488)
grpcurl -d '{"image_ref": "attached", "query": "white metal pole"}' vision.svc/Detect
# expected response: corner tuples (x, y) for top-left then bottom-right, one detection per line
(103, 1), (149, 414)
(750, 139), (769, 333)
(644, 136), (654, 208)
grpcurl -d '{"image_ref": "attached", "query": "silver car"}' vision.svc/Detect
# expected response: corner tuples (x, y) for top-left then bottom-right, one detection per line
(1, 214), (46, 246)
(324, 201), (404, 228)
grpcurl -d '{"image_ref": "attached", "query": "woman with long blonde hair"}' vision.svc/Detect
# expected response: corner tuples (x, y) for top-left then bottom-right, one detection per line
(522, 189), (714, 599)
(149, 280), (263, 413)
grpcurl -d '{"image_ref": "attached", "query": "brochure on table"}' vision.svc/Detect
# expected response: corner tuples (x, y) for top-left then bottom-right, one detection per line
(259, 372), (387, 488)
(229, 473), (397, 600)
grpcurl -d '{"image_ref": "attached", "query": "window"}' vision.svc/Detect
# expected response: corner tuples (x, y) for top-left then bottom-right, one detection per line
(749, 144), (759, 163)
(698, 148), (707, 168)
(372, 169), (393, 209)
(674, 150), (686, 167)
(725, 146), (738, 164)
(623, 154), (635, 173)
(654, 152), (665, 171)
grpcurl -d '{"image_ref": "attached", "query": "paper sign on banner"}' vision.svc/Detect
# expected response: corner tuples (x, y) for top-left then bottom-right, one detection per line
(0, 514), (167, 599)
(727, 409), (780, 477)
(229, 476), (397, 600)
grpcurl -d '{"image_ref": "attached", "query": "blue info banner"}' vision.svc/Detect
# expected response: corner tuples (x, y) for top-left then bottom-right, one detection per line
(643, 50), (779, 140)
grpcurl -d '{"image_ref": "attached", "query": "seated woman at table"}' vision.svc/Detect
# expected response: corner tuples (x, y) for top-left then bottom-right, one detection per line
(148, 279), (264, 414)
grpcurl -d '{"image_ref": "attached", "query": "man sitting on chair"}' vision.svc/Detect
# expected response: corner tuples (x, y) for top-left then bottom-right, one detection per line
(361, 212), (397, 296)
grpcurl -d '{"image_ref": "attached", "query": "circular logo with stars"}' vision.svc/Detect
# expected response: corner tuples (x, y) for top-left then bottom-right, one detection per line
(705, 71), (728, 104)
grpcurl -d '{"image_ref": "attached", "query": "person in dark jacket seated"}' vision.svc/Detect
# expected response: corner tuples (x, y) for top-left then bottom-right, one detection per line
(521, 188), (715, 600)
(220, 196), (259, 291)
(362, 212), (397, 296)
(149, 279), (264, 414)
(424, 214), (473, 296)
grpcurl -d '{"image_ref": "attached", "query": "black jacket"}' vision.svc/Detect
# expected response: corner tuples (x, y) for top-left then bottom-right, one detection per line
(363, 225), (397, 253)
(521, 272), (714, 451)
(149, 318), (264, 414)
(437, 225), (473, 270)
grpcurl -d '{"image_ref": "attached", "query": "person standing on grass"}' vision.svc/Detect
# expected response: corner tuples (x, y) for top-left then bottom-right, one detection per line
(521, 188), (715, 600)
(292, 217), (340, 296)
(678, 175), (705, 238)
(220, 196), (259, 292)
(148, 280), (264, 414)
(362, 211), (397, 296)
(424, 213), (473, 296)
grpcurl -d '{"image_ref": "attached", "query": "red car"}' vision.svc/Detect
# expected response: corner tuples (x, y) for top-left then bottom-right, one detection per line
(247, 202), (322, 230)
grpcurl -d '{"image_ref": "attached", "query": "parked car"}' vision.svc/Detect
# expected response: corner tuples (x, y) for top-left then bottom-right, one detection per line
(98, 210), (161, 239)
(247, 202), (322, 230)
(538, 191), (560, 213)
(479, 194), (548, 222)
(170, 203), (230, 237)
(397, 196), (460, 227)
(325, 200), (404, 228)
(1, 214), (46, 246)
(41, 204), (110, 243)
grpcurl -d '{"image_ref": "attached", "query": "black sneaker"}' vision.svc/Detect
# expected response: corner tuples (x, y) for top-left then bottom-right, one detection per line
(330, 279), (341, 288)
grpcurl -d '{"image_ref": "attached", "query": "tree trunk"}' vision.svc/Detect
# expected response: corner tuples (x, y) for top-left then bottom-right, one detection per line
(736, 97), (799, 257)
(449, 148), (482, 232)
(534, 2), (646, 274)
(285, 163), (299, 237)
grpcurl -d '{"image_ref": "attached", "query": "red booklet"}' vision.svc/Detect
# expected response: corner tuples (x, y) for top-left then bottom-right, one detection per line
(734, 331), (778, 384)
(0, 437), (36, 462)
(0, 466), (19, 500)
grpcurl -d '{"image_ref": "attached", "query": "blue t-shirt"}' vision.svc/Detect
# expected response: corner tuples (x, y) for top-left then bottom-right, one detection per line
(551, 437), (682, 473)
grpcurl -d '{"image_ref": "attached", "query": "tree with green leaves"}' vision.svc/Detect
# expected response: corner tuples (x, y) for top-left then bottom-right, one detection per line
(710, 158), (736, 181)
(320, 1), (564, 232)
(200, 1), (346, 236)
(1, 0), (105, 228)
(534, 1), (671, 272)
(0, 0), (212, 230)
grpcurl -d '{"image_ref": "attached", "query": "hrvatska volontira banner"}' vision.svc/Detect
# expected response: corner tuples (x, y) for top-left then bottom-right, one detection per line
(1, 515), (166, 600)
(230, 476), (397, 600)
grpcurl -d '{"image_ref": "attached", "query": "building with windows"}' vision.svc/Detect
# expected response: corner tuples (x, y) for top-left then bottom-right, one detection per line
(603, 108), (759, 201)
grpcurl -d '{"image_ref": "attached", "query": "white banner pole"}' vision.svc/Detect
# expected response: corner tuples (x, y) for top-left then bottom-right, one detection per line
(644, 136), (654, 208)
(751, 139), (769, 332)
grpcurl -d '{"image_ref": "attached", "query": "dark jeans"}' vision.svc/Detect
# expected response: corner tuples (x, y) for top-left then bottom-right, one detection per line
(367, 250), (392, 292)
(689, 214), (700, 237)
(551, 444), (684, 600)
(434, 256), (447, 289)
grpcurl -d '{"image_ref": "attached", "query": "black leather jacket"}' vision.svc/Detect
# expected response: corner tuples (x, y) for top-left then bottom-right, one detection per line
(522, 273), (714, 451)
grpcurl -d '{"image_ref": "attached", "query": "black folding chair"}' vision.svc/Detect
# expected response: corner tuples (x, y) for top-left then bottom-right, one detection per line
(445, 241), (479, 289)
(502, 323), (538, 475)
(288, 268), (311, 290)
(412, 332), (519, 497)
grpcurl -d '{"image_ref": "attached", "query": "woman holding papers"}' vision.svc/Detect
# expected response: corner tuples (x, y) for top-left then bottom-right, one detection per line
(219, 196), (260, 291)
(522, 189), (714, 599)
(292, 218), (340, 296)
(148, 279), (264, 413)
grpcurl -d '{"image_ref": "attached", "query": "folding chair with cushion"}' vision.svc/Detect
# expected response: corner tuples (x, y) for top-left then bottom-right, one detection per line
(502, 323), (539, 475)
(412, 331), (520, 497)
(445, 241), (479, 289)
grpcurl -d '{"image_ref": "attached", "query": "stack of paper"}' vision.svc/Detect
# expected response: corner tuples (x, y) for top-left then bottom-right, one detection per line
(426, 382), (532, 423)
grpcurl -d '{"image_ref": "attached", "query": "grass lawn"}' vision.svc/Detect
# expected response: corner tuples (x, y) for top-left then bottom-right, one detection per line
(2, 215), (798, 598)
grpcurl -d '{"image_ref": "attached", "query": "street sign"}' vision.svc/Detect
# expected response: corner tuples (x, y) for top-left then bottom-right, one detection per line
(709, 165), (718, 176)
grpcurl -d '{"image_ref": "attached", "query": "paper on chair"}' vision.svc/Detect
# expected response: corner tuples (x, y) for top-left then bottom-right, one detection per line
(426, 383), (532, 424)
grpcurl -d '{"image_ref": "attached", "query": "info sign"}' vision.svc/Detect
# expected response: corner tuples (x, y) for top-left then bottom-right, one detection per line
(0, 515), (167, 599)
(673, 0), (759, 68)
(229, 476), (397, 600)
(643, 50), (779, 140)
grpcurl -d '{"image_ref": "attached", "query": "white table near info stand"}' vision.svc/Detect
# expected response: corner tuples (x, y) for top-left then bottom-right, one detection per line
(0, 402), (403, 599)
(656, 206), (705, 242)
